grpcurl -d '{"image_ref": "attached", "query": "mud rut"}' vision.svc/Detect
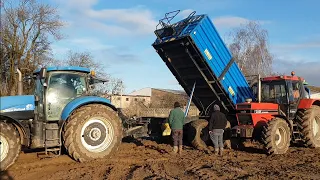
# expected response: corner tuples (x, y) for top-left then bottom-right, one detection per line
(1, 138), (320, 180)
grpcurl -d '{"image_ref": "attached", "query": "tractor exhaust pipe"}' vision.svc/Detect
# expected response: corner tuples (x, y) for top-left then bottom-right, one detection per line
(17, 68), (23, 95)
(258, 74), (261, 103)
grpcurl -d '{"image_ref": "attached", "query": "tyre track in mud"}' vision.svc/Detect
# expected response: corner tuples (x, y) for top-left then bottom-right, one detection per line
(4, 139), (320, 180)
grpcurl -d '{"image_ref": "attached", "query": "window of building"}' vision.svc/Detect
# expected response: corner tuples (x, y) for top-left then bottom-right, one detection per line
(134, 98), (137, 101)
(117, 97), (120, 100)
(126, 98), (129, 101)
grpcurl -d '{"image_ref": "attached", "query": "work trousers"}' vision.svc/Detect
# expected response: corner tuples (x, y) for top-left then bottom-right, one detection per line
(172, 129), (183, 146)
(209, 129), (224, 149)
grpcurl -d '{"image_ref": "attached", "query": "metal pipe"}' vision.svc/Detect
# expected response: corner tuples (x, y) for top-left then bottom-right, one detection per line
(258, 74), (261, 103)
(17, 68), (23, 95)
(185, 81), (196, 117)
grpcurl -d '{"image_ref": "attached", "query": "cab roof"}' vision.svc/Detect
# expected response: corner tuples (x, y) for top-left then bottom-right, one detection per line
(262, 75), (304, 82)
(34, 66), (91, 74)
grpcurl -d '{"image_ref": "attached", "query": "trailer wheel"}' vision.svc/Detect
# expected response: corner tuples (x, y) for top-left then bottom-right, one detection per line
(296, 105), (320, 148)
(63, 104), (123, 162)
(0, 122), (21, 171)
(262, 118), (291, 155)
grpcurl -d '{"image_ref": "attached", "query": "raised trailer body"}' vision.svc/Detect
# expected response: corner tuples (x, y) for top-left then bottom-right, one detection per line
(152, 12), (254, 116)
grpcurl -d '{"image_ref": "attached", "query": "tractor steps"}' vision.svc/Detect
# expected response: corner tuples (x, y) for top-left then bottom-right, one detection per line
(292, 124), (303, 141)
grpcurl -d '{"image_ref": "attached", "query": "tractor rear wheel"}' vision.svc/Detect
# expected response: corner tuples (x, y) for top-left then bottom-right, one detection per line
(262, 118), (291, 155)
(0, 122), (21, 171)
(296, 105), (320, 148)
(63, 104), (123, 162)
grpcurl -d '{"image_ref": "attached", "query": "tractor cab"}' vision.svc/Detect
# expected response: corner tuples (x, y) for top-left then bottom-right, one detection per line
(33, 66), (104, 121)
(257, 72), (310, 120)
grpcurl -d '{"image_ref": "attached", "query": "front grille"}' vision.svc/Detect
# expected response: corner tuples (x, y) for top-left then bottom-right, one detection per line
(237, 114), (253, 125)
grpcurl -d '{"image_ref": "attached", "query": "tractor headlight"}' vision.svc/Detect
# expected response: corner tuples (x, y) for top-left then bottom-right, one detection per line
(47, 92), (58, 103)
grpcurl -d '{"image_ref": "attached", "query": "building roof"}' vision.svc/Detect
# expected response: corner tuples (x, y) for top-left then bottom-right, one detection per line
(129, 88), (152, 96)
(128, 87), (186, 97)
(153, 88), (186, 95)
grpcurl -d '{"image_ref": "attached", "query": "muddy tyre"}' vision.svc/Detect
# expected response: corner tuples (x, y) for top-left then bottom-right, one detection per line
(0, 122), (21, 171)
(262, 118), (291, 154)
(190, 120), (231, 150)
(62, 104), (123, 162)
(296, 105), (320, 148)
(223, 121), (232, 149)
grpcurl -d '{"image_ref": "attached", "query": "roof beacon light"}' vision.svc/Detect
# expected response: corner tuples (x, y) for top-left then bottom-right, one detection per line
(91, 70), (96, 76)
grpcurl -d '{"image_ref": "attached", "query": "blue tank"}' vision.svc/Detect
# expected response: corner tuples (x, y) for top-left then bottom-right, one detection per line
(152, 11), (254, 114)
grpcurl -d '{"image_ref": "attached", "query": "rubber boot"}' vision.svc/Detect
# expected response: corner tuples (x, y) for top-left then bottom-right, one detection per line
(219, 148), (223, 156)
(172, 146), (178, 154)
(214, 148), (219, 155)
(178, 145), (183, 155)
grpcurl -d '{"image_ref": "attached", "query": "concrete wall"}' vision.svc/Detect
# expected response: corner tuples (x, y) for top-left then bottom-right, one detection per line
(311, 93), (320, 99)
(110, 95), (151, 108)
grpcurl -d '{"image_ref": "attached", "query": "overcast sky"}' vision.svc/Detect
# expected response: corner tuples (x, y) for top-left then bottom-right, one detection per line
(43, 0), (320, 93)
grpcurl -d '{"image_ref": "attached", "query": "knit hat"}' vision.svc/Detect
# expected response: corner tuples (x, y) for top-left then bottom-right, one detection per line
(213, 104), (220, 111)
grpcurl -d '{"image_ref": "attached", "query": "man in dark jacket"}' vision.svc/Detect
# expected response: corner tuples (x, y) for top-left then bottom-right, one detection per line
(168, 102), (185, 154)
(208, 104), (228, 155)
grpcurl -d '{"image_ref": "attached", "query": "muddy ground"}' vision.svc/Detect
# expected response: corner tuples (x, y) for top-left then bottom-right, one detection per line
(1, 137), (320, 180)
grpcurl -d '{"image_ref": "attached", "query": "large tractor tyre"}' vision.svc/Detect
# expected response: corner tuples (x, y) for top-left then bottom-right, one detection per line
(0, 122), (21, 171)
(223, 121), (232, 149)
(262, 118), (291, 155)
(63, 104), (123, 162)
(296, 105), (320, 148)
(190, 119), (209, 150)
(189, 120), (232, 150)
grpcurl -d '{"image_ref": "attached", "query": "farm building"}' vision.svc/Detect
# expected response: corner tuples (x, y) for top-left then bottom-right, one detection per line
(108, 88), (189, 109)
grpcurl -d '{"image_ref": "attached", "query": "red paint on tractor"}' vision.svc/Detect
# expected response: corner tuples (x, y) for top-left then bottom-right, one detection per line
(251, 113), (277, 126)
(236, 102), (278, 110)
(298, 99), (320, 109)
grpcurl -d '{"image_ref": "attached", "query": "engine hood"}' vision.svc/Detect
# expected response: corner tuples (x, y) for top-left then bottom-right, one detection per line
(0, 95), (35, 113)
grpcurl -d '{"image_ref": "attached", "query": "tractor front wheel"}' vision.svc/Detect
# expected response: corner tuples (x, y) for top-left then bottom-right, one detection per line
(262, 118), (291, 155)
(63, 104), (123, 162)
(0, 122), (21, 171)
(297, 105), (320, 148)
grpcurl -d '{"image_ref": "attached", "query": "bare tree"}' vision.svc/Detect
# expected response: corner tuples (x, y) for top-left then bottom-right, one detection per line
(63, 50), (125, 95)
(0, 0), (64, 95)
(228, 21), (274, 77)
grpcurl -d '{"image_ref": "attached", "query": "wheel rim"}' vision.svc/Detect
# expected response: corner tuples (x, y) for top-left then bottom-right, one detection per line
(80, 118), (114, 153)
(0, 135), (9, 162)
(313, 117), (320, 139)
(275, 127), (287, 148)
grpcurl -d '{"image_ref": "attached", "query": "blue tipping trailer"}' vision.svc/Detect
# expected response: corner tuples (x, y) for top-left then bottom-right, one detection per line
(152, 11), (254, 116)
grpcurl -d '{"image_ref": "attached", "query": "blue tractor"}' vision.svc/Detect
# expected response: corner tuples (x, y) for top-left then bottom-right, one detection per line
(0, 66), (146, 171)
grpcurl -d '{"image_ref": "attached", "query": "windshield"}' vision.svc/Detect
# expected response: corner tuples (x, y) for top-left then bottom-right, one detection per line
(46, 72), (87, 120)
(261, 80), (287, 104)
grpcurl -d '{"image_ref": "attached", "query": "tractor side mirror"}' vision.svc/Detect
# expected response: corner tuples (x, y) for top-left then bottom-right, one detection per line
(40, 68), (47, 79)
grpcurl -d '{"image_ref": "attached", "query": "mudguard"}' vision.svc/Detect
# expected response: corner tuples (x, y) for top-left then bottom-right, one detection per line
(60, 96), (117, 121)
(298, 99), (320, 109)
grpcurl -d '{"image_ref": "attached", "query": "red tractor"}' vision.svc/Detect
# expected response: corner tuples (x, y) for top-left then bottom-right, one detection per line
(232, 72), (320, 154)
